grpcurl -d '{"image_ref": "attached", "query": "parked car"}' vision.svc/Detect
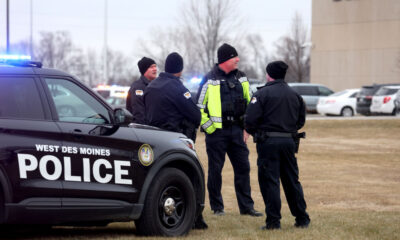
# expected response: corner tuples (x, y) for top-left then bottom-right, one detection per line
(317, 88), (359, 117)
(288, 83), (334, 112)
(394, 90), (400, 116)
(0, 55), (205, 236)
(92, 85), (130, 99)
(370, 86), (400, 115)
(106, 96), (127, 109)
(356, 83), (400, 116)
(249, 83), (264, 96)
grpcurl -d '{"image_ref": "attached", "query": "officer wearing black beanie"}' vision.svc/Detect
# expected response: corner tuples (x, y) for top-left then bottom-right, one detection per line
(217, 43), (238, 64)
(196, 43), (263, 218)
(165, 52), (184, 74)
(138, 57), (156, 75)
(266, 61), (288, 80)
(126, 56), (157, 123)
(145, 52), (208, 229)
(245, 61), (310, 230)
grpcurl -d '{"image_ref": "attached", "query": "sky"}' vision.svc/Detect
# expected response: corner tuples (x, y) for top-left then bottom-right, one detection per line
(0, 0), (311, 56)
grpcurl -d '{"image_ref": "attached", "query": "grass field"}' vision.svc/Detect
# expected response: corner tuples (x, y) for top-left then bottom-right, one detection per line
(4, 119), (400, 240)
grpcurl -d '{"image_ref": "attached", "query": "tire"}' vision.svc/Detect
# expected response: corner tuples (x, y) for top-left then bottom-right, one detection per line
(341, 107), (354, 117)
(396, 108), (400, 117)
(391, 106), (400, 116)
(0, 187), (4, 224)
(135, 168), (196, 236)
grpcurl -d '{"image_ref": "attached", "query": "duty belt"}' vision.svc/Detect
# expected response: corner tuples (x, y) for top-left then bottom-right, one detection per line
(265, 132), (294, 138)
(222, 116), (243, 127)
(253, 131), (306, 153)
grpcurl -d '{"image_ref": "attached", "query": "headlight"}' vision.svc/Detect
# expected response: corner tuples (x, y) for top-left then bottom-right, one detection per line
(180, 137), (195, 151)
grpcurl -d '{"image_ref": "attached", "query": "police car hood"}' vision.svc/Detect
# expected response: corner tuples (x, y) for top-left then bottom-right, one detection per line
(128, 123), (161, 131)
(128, 123), (187, 140)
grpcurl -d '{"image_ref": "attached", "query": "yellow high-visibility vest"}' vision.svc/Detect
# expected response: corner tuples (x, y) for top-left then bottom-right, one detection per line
(197, 77), (250, 134)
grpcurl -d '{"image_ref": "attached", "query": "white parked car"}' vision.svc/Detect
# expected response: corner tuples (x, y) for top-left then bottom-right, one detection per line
(317, 88), (359, 117)
(370, 86), (400, 115)
(394, 90), (400, 116)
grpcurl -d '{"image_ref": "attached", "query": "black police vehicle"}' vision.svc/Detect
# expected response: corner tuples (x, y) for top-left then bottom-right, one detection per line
(0, 55), (205, 236)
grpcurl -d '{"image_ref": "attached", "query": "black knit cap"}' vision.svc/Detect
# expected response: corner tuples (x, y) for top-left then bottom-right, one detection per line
(217, 43), (238, 64)
(138, 57), (156, 75)
(165, 52), (184, 74)
(266, 61), (289, 79)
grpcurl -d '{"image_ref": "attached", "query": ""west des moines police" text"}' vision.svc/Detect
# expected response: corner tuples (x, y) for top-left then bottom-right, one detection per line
(17, 144), (132, 185)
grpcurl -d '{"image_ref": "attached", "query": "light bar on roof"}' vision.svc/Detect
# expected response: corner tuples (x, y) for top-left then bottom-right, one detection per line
(0, 54), (32, 61)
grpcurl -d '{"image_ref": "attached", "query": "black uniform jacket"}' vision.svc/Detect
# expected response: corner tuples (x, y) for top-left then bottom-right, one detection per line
(144, 72), (201, 131)
(244, 79), (306, 135)
(126, 75), (150, 124)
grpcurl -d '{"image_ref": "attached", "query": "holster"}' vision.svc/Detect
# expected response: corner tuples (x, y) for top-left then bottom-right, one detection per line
(180, 119), (198, 142)
(253, 131), (267, 143)
(293, 132), (306, 153)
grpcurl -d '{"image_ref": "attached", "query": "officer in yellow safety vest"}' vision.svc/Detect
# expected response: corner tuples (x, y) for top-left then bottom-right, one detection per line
(196, 43), (262, 217)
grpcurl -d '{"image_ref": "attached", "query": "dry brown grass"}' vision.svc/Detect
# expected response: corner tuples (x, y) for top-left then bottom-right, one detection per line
(4, 119), (400, 240)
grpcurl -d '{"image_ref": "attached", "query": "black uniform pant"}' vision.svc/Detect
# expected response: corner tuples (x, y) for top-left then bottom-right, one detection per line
(205, 125), (254, 212)
(257, 137), (309, 226)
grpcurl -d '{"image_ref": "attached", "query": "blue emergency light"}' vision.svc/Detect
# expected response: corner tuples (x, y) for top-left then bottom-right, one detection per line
(190, 77), (202, 84)
(0, 54), (31, 61)
(0, 54), (42, 68)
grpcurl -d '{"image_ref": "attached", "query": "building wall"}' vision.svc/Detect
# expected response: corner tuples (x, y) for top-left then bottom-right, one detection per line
(311, 0), (400, 91)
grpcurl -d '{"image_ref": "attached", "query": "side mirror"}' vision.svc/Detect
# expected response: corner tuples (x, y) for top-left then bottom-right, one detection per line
(114, 108), (133, 126)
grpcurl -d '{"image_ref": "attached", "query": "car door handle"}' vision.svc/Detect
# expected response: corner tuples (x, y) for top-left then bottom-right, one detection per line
(70, 129), (84, 140)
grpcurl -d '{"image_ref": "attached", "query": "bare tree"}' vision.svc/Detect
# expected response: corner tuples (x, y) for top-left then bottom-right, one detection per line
(83, 50), (101, 87)
(180, 0), (242, 73)
(237, 34), (269, 80)
(274, 13), (310, 83)
(105, 48), (136, 86)
(35, 31), (74, 70)
(138, 28), (182, 72)
(34, 31), (92, 84)
(138, 0), (244, 76)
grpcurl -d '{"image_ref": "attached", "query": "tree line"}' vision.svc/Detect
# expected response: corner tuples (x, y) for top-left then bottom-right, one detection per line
(2, 0), (310, 87)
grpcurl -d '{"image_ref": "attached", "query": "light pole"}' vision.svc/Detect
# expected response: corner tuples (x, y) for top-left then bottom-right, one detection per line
(103, 0), (108, 84)
(30, 0), (33, 57)
(6, 0), (10, 53)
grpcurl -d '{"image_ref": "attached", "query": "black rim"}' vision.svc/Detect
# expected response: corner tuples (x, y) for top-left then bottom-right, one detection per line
(158, 186), (185, 229)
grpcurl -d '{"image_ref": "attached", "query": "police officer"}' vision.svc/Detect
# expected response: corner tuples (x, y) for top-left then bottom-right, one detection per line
(197, 43), (262, 217)
(126, 57), (157, 123)
(244, 61), (310, 230)
(144, 52), (208, 229)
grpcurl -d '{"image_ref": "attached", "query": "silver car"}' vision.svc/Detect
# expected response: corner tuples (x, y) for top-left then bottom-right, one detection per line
(288, 83), (334, 112)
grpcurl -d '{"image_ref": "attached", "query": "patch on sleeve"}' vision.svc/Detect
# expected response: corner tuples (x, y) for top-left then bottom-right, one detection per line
(135, 90), (144, 96)
(183, 91), (191, 99)
(251, 97), (257, 104)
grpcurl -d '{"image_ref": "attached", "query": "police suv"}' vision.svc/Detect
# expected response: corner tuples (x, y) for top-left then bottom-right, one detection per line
(0, 55), (205, 236)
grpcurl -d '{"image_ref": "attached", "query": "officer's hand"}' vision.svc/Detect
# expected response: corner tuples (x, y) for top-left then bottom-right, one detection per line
(243, 130), (250, 143)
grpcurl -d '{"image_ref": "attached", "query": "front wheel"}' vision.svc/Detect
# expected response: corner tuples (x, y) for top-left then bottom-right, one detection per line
(341, 107), (354, 117)
(135, 168), (196, 236)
